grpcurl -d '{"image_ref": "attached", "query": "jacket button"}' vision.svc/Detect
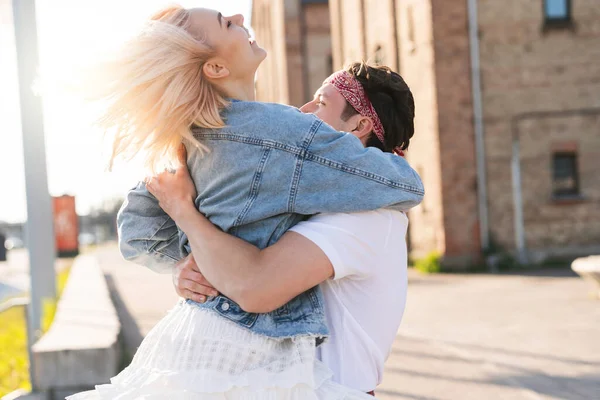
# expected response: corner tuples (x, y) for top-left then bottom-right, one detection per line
(221, 302), (230, 311)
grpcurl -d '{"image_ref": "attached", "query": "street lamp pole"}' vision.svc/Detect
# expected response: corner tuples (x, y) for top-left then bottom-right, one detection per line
(12, 0), (56, 347)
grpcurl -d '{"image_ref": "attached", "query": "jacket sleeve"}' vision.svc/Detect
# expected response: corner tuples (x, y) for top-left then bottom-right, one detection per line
(116, 182), (182, 273)
(291, 118), (424, 214)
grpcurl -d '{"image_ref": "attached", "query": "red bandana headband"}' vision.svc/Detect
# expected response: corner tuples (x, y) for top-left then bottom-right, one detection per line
(325, 71), (404, 156)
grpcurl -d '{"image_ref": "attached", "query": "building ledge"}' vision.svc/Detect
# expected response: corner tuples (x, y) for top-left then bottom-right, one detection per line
(550, 195), (587, 206)
(542, 19), (576, 34)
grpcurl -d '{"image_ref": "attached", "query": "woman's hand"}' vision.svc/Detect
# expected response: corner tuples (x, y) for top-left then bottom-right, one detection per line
(173, 254), (219, 303)
(146, 144), (197, 222)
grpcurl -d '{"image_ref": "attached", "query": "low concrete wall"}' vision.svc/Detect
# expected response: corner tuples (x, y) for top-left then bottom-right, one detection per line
(31, 255), (120, 398)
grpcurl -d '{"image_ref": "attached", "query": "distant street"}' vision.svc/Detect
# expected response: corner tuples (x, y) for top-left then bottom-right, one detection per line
(0, 248), (73, 303)
(93, 243), (178, 357)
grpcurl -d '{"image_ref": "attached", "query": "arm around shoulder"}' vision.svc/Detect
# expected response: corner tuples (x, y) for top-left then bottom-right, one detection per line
(293, 119), (424, 214)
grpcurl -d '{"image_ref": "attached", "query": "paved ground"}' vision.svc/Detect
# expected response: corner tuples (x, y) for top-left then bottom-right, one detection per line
(93, 245), (600, 399)
(93, 244), (178, 360)
(378, 269), (600, 400)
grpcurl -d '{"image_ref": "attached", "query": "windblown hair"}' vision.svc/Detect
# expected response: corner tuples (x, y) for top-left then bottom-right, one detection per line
(341, 62), (415, 153)
(91, 5), (228, 172)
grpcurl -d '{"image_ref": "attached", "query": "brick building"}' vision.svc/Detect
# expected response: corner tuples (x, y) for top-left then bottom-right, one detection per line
(251, 0), (333, 107)
(253, 0), (600, 269)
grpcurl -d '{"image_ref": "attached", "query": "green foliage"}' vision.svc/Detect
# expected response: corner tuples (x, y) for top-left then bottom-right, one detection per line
(0, 264), (72, 397)
(415, 251), (442, 274)
(0, 307), (31, 397)
(41, 298), (57, 334)
(41, 266), (71, 332)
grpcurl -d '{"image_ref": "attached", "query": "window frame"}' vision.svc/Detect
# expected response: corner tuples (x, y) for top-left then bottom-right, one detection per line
(551, 151), (580, 199)
(543, 0), (573, 31)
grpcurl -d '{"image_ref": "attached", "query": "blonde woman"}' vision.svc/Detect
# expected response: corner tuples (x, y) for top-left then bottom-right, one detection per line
(69, 5), (423, 399)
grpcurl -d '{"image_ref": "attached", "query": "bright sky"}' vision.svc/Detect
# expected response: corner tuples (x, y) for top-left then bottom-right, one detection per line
(0, 0), (252, 223)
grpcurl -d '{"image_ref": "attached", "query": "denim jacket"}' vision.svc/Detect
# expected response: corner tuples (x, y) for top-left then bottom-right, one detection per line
(117, 100), (424, 339)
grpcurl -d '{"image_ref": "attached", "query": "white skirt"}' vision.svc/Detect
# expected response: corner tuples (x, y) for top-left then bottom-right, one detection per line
(67, 300), (375, 399)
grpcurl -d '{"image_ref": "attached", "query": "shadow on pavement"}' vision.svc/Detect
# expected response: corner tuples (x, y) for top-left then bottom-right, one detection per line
(395, 336), (600, 368)
(500, 267), (578, 278)
(375, 388), (443, 400)
(389, 335), (600, 400)
(385, 366), (599, 400)
(104, 273), (143, 369)
(488, 372), (600, 400)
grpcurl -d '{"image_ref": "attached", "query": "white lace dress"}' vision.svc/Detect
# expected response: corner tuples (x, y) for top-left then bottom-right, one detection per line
(67, 300), (376, 399)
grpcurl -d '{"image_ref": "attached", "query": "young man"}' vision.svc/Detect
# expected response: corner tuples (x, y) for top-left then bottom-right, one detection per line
(147, 62), (416, 395)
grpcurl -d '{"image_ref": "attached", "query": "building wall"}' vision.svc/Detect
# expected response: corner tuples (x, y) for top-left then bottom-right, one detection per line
(252, 0), (332, 107)
(518, 115), (600, 255)
(330, 0), (366, 68)
(304, 3), (333, 100)
(394, 0), (446, 260)
(283, 0), (306, 107)
(253, 0), (289, 104)
(364, 0), (399, 71)
(430, 0), (480, 266)
(330, 0), (398, 70)
(477, 0), (600, 257)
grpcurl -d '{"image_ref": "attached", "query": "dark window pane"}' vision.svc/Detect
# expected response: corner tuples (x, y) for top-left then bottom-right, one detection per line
(552, 153), (579, 196)
(545, 0), (568, 20)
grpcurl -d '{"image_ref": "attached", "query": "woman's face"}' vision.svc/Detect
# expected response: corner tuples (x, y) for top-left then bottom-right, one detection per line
(189, 8), (266, 79)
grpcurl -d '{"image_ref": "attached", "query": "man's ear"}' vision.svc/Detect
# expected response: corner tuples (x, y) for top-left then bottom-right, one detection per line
(202, 58), (230, 80)
(350, 115), (374, 141)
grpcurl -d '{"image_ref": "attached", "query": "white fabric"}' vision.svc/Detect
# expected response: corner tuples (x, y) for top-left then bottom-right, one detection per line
(67, 301), (375, 399)
(289, 209), (408, 392)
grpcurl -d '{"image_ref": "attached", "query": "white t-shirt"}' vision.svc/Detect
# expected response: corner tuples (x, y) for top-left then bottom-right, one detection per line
(289, 209), (408, 392)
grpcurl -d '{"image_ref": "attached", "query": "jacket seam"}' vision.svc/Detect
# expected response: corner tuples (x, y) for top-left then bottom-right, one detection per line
(288, 119), (321, 211)
(194, 132), (424, 194)
(234, 148), (272, 226)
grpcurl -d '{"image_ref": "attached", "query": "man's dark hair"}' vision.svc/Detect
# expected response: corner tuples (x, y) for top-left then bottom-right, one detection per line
(340, 62), (415, 153)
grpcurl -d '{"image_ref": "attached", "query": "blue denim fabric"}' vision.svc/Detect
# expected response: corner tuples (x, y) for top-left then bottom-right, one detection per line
(117, 100), (424, 339)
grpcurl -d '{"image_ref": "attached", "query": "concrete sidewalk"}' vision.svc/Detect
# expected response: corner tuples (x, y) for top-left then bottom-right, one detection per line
(96, 245), (600, 399)
(93, 244), (178, 360)
(378, 269), (600, 400)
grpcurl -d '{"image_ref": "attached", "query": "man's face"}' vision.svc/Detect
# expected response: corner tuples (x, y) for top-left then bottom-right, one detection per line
(300, 83), (357, 134)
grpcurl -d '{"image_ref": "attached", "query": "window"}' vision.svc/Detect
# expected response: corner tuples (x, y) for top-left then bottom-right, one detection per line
(552, 152), (579, 197)
(544, 0), (571, 23)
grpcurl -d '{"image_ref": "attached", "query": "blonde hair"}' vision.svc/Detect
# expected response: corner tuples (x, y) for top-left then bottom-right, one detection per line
(91, 5), (228, 172)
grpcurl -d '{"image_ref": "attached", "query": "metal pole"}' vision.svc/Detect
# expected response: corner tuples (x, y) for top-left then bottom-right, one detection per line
(12, 0), (56, 341)
(511, 137), (528, 265)
(467, 0), (490, 255)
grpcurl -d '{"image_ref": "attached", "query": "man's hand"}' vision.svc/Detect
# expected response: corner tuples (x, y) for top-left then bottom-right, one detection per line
(173, 254), (219, 303)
